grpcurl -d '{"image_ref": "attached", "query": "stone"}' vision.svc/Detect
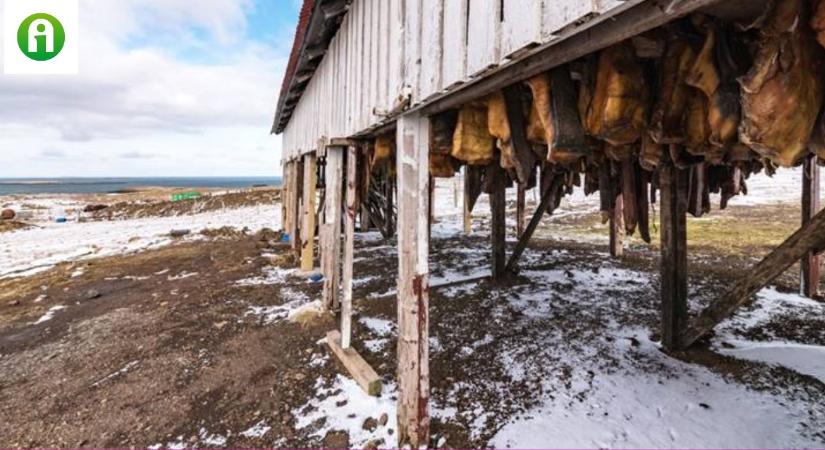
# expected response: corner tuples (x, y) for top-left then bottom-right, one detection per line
(1, 209), (15, 220)
(322, 430), (349, 449)
(378, 413), (388, 426)
(83, 289), (101, 300)
(362, 417), (378, 432)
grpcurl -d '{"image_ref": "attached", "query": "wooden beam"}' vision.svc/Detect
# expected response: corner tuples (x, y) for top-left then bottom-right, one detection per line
(802, 154), (821, 299)
(341, 145), (359, 349)
(327, 331), (382, 396)
(505, 169), (564, 274)
(301, 154), (318, 273)
(385, 173), (395, 238)
(322, 146), (344, 311)
(610, 193), (625, 258)
(502, 85), (537, 185)
(660, 154), (688, 351)
(289, 160), (303, 253)
(517, 183), (526, 237)
(489, 162), (508, 280)
(395, 113), (430, 449)
(682, 205), (825, 348)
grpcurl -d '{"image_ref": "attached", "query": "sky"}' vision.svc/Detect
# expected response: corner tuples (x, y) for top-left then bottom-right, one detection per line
(0, 0), (302, 178)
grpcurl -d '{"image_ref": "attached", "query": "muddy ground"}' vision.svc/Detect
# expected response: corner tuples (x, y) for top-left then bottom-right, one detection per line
(0, 201), (824, 448)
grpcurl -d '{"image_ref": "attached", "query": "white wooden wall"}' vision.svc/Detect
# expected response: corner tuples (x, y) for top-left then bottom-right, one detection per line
(282, 0), (637, 162)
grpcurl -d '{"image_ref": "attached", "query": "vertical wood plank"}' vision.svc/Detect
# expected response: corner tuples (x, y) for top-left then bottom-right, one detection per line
(323, 147), (345, 310)
(502, 0), (542, 58)
(660, 152), (688, 351)
(342, 145), (359, 349)
(395, 112), (430, 449)
(542, 0), (596, 39)
(442, 0), (468, 88)
(421, 0), (444, 99)
(378, 0), (390, 113)
(489, 163), (507, 279)
(802, 154), (821, 298)
(289, 160), (303, 252)
(301, 155), (318, 272)
(463, 167), (473, 234)
(467, 0), (501, 76)
(404, 0), (423, 102)
(388, 0), (404, 108)
(610, 194), (624, 258)
(517, 183), (526, 237)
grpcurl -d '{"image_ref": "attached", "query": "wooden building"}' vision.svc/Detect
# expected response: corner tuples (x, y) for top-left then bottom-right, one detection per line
(273, 0), (825, 446)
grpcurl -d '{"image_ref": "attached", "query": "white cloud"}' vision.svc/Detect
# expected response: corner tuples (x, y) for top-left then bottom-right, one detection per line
(0, 0), (289, 177)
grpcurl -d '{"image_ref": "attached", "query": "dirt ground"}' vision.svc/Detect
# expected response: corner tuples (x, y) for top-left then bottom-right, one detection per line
(0, 201), (824, 448)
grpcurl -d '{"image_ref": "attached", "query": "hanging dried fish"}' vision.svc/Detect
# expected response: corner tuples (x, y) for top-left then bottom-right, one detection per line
(452, 102), (495, 165)
(487, 92), (517, 170)
(811, 0), (825, 48)
(640, 133), (664, 171)
(649, 34), (697, 144)
(739, 0), (825, 168)
(584, 42), (649, 146)
(372, 133), (395, 172)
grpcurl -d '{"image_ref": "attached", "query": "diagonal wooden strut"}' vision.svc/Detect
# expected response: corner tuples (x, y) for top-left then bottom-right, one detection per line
(505, 170), (564, 275)
(680, 205), (825, 348)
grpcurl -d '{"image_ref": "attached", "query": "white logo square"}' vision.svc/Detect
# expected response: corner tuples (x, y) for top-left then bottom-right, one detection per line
(3, 0), (79, 74)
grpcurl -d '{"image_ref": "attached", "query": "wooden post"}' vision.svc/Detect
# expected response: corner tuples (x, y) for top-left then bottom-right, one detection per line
(610, 194), (624, 258)
(288, 160), (302, 252)
(385, 174), (395, 238)
(428, 175), (435, 238)
(490, 163), (507, 279)
(505, 169), (564, 274)
(660, 153), (688, 351)
(454, 174), (460, 208)
(342, 145), (358, 349)
(322, 147), (344, 311)
(395, 113), (430, 449)
(280, 163), (288, 233)
(516, 183), (526, 237)
(301, 155), (318, 273)
(463, 167), (473, 234)
(802, 154), (821, 298)
(361, 170), (371, 233)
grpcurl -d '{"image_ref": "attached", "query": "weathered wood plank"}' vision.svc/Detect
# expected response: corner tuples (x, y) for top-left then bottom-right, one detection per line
(342, 145), (359, 349)
(322, 147), (345, 310)
(421, 0), (444, 99)
(467, 0), (501, 76)
(489, 162), (507, 279)
(442, 0), (468, 88)
(543, 0), (596, 39)
(395, 113), (430, 448)
(502, 0), (542, 58)
(610, 194), (624, 258)
(802, 154), (821, 299)
(660, 155), (688, 351)
(327, 330), (382, 396)
(517, 183), (526, 237)
(301, 154), (318, 272)
(683, 204), (825, 348)
(404, 0), (423, 102)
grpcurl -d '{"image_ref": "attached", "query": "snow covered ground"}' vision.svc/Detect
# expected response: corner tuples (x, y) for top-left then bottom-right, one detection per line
(0, 203), (280, 278)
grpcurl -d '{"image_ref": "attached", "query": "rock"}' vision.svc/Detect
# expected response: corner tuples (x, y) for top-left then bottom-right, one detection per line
(378, 413), (388, 426)
(362, 417), (378, 432)
(0, 209), (15, 220)
(364, 438), (384, 450)
(83, 204), (108, 213)
(170, 229), (191, 238)
(83, 289), (101, 300)
(336, 399), (348, 408)
(323, 430), (349, 449)
(7, 300), (20, 307)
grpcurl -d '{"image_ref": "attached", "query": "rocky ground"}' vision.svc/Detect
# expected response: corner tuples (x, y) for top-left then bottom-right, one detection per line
(0, 177), (824, 448)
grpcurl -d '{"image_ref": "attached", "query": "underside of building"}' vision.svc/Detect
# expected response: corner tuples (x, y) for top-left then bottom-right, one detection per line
(273, 0), (825, 446)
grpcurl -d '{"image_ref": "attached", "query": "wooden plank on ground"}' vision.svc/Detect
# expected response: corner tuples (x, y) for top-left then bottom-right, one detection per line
(327, 330), (382, 396)
(802, 154), (821, 299)
(395, 112), (430, 448)
(660, 155), (688, 350)
(681, 188), (825, 348)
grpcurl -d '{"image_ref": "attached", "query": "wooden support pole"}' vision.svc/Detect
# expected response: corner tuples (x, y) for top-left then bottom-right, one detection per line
(322, 147), (344, 311)
(517, 183), (526, 237)
(385, 174), (395, 238)
(505, 170), (563, 274)
(801, 154), (821, 299)
(683, 205), (825, 348)
(428, 175), (435, 238)
(610, 194), (624, 258)
(301, 155), (318, 273)
(660, 154), (688, 351)
(341, 145), (358, 349)
(287, 161), (301, 251)
(489, 164), (508, 280)
(395, 113), (430, 449)
(463, 167), (473, 234)
(280, 164), (288, 233)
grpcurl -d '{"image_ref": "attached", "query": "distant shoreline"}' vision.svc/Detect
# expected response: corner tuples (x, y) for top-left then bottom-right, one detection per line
(0, 177), (282, 196)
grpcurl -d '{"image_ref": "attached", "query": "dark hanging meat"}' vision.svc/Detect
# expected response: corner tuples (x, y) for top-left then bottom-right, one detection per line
(640, 133), (664, 171)
(430, 112), (459, 178)
(739, 0), (825, 168)
(621, 159), (638, 235)
(487, 92), (517, 171)
(584, 42), (649, 146)
(812, 0), (825, 48)
(649, 34), (697, 145)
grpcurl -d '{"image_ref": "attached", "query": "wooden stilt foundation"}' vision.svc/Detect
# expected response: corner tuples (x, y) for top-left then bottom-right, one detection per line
(660, 153), (688, 351)
(490, 163), (507, 280)
(341, 145), (358, 348)
(517, 183), (526, 237)
(802, 154), (821, 299)
(610, 194), (624, 258)
(301, 155), (318, 273)
(395, 113), (430, 449)
(322, 147), (344, 311)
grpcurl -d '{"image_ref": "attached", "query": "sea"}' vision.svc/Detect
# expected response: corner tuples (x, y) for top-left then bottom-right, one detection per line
(0, 177), (282, 196)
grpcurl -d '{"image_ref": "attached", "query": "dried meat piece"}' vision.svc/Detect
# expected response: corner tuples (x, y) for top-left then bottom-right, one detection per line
(739, 0), (825, 167)
(452, 102), (495, 165)
(649, 36), (697, 144)
(584, 43), (649, 146)
(487, 92), (516, 170)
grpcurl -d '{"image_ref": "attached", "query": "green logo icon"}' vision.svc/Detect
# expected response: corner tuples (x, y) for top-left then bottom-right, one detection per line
(17, 13), (66, 61)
